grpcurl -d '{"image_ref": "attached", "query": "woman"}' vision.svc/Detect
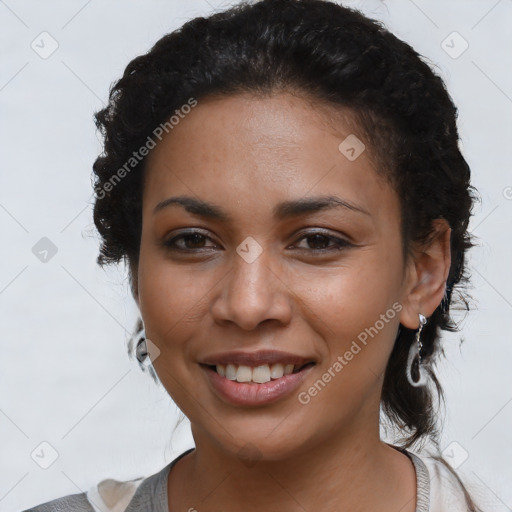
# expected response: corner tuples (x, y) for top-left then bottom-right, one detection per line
(25, 0), (484, 510)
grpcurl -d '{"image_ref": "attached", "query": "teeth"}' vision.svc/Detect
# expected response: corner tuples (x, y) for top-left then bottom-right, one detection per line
(215, 362), (305, 383)
(225, 364), (237, 380)
(270, 363), (284, 379)
(236, 365), (252, 382)
(252, 365), (271, 383)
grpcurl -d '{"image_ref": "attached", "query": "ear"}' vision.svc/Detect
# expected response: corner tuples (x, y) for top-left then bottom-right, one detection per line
(129, 261), (140, 307)
(399, 219), (451, 329)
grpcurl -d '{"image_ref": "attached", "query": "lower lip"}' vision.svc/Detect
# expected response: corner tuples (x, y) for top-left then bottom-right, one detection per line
(201, 364), (315, 407)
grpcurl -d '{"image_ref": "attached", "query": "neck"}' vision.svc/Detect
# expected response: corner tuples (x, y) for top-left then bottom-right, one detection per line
(168, 425), (417, 512)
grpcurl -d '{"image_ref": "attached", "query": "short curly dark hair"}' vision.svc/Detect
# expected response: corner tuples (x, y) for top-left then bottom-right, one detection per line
(92, 0), (479, 507)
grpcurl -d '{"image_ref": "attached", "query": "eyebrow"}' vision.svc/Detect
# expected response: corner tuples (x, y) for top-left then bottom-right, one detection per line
(152, 194), (371, 220)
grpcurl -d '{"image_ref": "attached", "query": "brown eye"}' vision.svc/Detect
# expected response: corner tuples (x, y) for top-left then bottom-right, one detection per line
(304, 234), (331, 250)
(293, 231), (353, 252)
(163, 231), (219, 251)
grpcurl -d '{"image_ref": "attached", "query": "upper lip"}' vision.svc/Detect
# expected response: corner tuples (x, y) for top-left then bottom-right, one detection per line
(200, 350), (315, 367)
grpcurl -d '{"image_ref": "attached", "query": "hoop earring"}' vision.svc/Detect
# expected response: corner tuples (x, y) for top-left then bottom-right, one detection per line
(135, 328), (148, 364)
(406, 313), (428, 387)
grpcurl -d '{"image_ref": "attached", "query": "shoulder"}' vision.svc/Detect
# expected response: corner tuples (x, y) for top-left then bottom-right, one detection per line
(22, 476), (145, 512)
(408, 449), (474, 512)
(22, 492), (95, 511)
(24, 449), (195, 512)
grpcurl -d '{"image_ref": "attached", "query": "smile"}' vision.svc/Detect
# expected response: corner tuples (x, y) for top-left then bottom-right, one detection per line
(201, 362), (316, 407)
(210, 362), (314, 384)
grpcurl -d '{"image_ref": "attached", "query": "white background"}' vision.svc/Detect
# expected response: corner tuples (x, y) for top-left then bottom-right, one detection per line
(1, 0), (511, 510)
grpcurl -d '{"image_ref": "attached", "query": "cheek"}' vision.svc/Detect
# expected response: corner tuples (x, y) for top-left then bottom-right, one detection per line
(137, 258), (210, 408)
(290, 251), (402, 392)
(294, 281), (401, 429)
(137, 250), (211, 354)
(295, 252), (401, 336)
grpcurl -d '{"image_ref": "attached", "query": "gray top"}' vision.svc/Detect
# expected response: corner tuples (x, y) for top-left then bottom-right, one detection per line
(23, 447), (433, 512)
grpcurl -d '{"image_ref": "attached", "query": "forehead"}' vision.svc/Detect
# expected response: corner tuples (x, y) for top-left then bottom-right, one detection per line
(142, 92), (397, 222)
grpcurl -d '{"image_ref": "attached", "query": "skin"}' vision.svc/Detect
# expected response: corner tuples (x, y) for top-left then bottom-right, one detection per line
(132, 91), (451, 512)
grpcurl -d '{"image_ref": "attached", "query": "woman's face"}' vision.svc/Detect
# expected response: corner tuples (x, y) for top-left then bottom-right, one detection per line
(136, 92), (417, 460)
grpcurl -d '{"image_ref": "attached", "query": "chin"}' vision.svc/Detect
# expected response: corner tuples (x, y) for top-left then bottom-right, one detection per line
(204, 418), (314, 463)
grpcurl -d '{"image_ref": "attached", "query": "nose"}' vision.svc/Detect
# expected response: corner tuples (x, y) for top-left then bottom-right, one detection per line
(210, 249), (293, 331)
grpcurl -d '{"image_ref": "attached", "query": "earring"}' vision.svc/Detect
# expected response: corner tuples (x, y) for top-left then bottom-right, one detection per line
(135, 328), (148, 364)
(406, 313), (428, 387)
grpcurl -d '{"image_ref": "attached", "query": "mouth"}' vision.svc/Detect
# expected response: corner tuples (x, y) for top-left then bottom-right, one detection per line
(199, 350), (317, 406)
(200, 359), (316, 407)
(202, 362), (316, 384)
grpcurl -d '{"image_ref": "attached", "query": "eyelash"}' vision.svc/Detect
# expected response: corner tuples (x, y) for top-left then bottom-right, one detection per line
(162, 229), (353, 253)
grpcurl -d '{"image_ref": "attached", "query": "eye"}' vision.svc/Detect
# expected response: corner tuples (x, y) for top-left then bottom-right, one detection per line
(162, 229), (352, 253)
(291, 231), (353, 252)
(163, 230), (220, 251)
